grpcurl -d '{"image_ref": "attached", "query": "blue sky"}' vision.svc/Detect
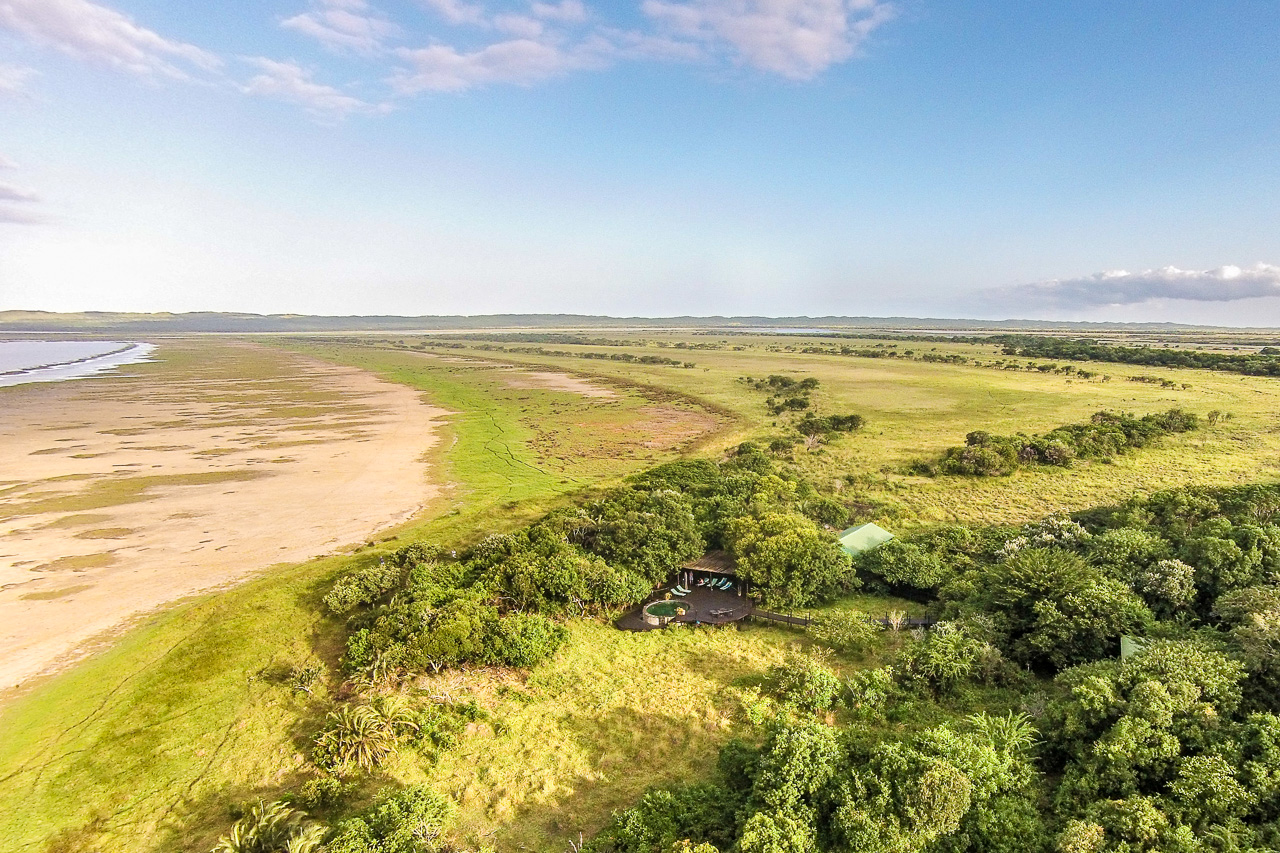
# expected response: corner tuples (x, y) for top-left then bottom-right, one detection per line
(1, 0), (1279, 323)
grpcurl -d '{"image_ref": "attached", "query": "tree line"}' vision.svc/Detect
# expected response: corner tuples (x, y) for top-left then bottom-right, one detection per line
(917, 408), (1200, 476)
(990, 335), (1280, 377)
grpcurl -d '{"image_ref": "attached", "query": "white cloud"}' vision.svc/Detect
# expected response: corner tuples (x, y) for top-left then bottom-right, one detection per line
(986, 264), (1280, 310)
(0, 173), (40, 225)
(390, 36), (604, 93)
(531, 1), (588, 23)
(0, 205), (42, 224)
(417, 0), (488, 26)
(642, 0), (893, 79)
(0, 62), (36, 95)
(0, 154), (16, 169)
(0, 182), (38, 202)
(494, 14), (544, 38)
(0, 0), (221, 79)
(240, 57), (382, 117)
(282, 0), (400, 54)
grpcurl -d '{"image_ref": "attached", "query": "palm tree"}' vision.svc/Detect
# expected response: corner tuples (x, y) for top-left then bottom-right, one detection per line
(314, 704), (398, 771)
(211, 801), (325, 853)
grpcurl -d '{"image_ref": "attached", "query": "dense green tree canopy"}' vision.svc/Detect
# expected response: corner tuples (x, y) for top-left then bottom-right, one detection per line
(727, 512), (856, 608)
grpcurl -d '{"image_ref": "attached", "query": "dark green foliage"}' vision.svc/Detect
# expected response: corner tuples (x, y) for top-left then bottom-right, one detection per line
(930, 793), (1050, 853)
(325, 786), (453, 853)
(1217, 585), (1280, 711)
(897, 624), (1000, 695)
(592, 783), (745, 853)
(968, 547), (1153, 671)
(584, 488), (705, 584)
(1044, 641), (1246, 814)
(798, 494), (849, 527)
(856, 539), (947, 592)
(842, 667), (898, 718)
(584, 481), (1280, 853)
(769, 652), (842, 714)
(479, 531), (647, 612)
(324, 559), (408, 615)
(325, 545), (453, 614)
(741, 375), (821, 415)
(349, 595), (567, 676)
(726, 512), (857, 608)
(749, 720), (841, 811)
(936, 410), (1198, 476)
(633, 459), (724, 493)
(993, 335), (1280, 377)
(796, 413), (865, 437)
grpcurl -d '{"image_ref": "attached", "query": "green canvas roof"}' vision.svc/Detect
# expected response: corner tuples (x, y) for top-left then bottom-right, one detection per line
(838, 522), (894, 556)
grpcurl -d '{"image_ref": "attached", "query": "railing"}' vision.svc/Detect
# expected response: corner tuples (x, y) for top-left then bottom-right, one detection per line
(749, 609), (940, 630)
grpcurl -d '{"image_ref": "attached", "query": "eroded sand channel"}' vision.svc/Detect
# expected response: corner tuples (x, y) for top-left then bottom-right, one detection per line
(0, 340), (447, 689)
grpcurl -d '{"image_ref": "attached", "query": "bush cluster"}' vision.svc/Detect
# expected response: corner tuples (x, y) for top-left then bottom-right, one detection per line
(585, 480), (1280, 853)
(933, 409), (1199, 476)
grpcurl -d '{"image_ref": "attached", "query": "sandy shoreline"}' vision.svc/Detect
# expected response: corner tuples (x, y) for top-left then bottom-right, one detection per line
(0, 340), (447, 690)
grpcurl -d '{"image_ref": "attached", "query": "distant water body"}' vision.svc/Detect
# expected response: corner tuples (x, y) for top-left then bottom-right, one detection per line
(0, 340), (156, 388)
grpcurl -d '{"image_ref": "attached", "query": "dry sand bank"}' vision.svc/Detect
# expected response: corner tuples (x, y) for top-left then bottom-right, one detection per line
(0, 341), (447, 690)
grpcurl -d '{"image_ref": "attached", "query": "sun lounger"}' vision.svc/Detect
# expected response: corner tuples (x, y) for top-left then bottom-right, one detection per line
(673, 585), (690, 596)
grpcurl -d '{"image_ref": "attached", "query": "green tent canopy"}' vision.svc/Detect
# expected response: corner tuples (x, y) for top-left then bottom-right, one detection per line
(838, 522), (895, 556)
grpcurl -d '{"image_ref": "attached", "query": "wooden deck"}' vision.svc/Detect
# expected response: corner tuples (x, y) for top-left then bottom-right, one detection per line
(615, 583), (752, 632)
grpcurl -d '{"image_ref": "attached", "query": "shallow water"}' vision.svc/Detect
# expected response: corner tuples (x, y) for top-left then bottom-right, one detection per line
(0, 340), (156, 388)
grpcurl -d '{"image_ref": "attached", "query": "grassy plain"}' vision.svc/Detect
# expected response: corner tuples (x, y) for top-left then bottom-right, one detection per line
(3, 331), (1280, 853)
(387, 333), (1280, 527)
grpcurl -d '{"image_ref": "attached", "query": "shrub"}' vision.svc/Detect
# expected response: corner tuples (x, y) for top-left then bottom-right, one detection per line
(325, 559), (407, 614)
(898, 624), (992, 695)
(843, 666), (897, 716)
(858, 539), (948, 591)
(807, 610), (881, 654)
(326, 786), (454, 853)
(769, 652), (842, 714)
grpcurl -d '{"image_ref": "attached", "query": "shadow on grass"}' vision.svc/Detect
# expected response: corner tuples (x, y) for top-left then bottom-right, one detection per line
(480, 701), (733, 851)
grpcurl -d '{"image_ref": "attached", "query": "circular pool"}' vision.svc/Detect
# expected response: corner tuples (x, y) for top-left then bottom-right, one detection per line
(643, 600), (689, 626)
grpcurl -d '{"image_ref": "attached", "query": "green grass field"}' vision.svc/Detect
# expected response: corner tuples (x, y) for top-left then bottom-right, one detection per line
(3, 332), (1279, 852)
(384, 333), (1280, 527)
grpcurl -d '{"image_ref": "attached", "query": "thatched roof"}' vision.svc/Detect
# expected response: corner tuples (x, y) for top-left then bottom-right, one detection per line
(682, 550), (736, 575)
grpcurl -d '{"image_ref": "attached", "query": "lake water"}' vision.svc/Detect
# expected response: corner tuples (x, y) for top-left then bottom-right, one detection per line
(0, 340), (157, 388)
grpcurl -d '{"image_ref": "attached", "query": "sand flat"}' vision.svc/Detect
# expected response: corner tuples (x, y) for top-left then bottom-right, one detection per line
(0, 340), (447, 689)
(501, 369), (618, 398)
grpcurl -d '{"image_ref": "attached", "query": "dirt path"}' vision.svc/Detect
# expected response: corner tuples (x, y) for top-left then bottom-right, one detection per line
(0, 340), (448, 690)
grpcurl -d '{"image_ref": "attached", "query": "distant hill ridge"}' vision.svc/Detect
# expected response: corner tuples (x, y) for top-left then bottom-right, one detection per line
(0, 310), (1247, 334)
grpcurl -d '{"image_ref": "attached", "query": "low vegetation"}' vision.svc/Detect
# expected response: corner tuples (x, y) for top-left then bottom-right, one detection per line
(921, 408), (1199, 476)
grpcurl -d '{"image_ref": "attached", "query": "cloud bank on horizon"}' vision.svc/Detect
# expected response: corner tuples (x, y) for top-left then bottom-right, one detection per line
(0, 0), (896, 115)
(983, 265), (1280, 313)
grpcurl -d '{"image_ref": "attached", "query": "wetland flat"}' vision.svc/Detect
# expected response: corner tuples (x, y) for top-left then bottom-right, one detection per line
(0, 340), (446, 689)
